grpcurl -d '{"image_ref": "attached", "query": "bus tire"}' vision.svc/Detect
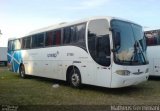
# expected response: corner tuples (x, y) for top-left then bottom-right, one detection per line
(19, 65), (26, 79)
(69, 68), (82, 88)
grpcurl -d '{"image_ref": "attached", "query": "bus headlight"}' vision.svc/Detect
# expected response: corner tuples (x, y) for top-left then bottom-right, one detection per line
(116, 70), (130, 76)
(145, 68), (149, 73)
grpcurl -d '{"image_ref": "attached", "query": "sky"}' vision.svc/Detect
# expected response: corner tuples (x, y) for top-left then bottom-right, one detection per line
(0, 0), (160, 47)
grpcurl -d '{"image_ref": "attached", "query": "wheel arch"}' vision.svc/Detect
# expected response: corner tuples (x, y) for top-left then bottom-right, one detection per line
(66, 65), (81, 82)
(19, 63), (24, 73)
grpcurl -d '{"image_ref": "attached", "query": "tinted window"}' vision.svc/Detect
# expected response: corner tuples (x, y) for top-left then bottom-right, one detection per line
(26, 37), (31, 49)
(55, 30), (61, 45)
(71, 26), (76, 42)
(14, 39), (21, 50)
(10, 39), (21, 50)
(88, 19), (110, 66)
(8, 41), (13, 51)
(45, 30), (61, 46)
(22, 37), (31, 49)
(45, 31), (54, 46)
(12, 40), (15, 50)
(63, 26), (74, 44)
(63, 23), (86, 48)
(145, 30), (160, 46)
(32, 33), (44, 48)
(75, 24), (86, 47)
(76, 24), (85, 41)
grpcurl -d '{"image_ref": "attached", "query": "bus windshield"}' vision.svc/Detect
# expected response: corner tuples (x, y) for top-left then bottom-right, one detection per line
(111, 20), (148, 65)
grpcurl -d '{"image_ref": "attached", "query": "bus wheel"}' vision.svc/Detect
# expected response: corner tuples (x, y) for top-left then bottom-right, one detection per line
(19, 65), (26, 78)
(69, 68), (81, 88)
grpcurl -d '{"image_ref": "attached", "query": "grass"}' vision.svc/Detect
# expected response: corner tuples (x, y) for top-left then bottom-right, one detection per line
(1, 66), (160, 106)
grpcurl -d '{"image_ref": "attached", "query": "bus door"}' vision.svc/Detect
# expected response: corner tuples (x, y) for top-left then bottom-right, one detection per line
(87, 19), (111, 87)
(95, 36), (111, 87)
(87, 35), (111, 87)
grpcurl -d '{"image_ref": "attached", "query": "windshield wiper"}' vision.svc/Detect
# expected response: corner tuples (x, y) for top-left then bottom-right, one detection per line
(138, 41), (147, 64)
(130, 41), (146, 65)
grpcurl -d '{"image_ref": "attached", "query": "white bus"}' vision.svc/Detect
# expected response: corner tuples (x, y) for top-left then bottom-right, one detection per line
(145, 29), (160, 76)
(7, 16), (149, 88)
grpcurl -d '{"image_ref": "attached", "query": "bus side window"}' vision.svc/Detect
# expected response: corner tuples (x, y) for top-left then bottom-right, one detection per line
(8, 41), (12, 51)
(12, 40), (15, 51)
(14, 39), (21, 50)
(76, 24), (85, 42)
(21, 37), (31, 49)
(55, 30), (61, 45)
(45, 31), (54, 46)
(63, 27), (71, 44)
(45, 29), (61, 46)
(75, 24), (86, 48)
(32, 33), (44, 48)
(37, 33), (44, 47)
(63, 24), (86, 47)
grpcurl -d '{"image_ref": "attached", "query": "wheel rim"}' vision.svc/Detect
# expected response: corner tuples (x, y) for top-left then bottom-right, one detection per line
(71, 73), (80, 86)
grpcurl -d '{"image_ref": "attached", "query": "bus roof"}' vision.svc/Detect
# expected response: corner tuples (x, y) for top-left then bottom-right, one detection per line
(144, 27), (160, 32)
(8, 37), (19, 41)
(27, 16), (139, 36)
(27, 16), (113, 36)
(9, 16), (140, 40)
